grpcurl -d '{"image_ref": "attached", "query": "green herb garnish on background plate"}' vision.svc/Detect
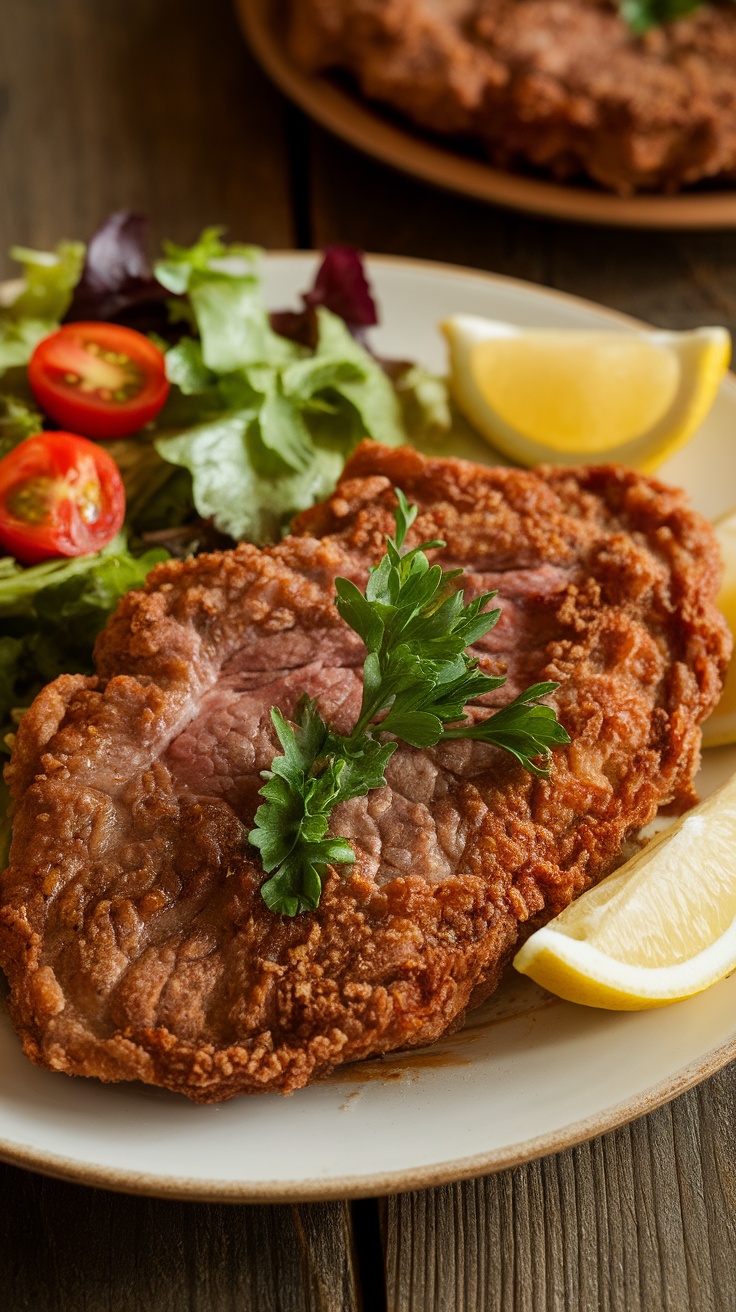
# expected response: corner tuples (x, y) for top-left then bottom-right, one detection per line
(620, 0), (712, 31)
(250, 489), (570, 916)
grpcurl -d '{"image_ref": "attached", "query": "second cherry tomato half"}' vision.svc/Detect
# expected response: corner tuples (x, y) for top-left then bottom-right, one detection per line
(28, 321), (170, 439)
(0, 431), (126, 564)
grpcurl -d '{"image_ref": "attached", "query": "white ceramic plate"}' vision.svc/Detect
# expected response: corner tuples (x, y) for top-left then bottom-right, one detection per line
(2, 254), (736, 1201)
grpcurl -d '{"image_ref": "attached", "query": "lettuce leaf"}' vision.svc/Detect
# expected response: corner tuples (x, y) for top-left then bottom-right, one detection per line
(0, 318), (54, 372)
(6, 240), (85, 324)
(392, 362), (507, 465)
(271, 246), (379, 345)
(308, 310), (401, 443)
(303, 246), (378, 334)
(65, 211), (172, 330)
(157, 232), (297, 374)
(154, 227), (262, 296)
(152, 234), (405, 542)
(0, 536), (167, 727)
(0, 240), (85, 373)
(155, 410), (348, 545)
(0, 394), (43, 459)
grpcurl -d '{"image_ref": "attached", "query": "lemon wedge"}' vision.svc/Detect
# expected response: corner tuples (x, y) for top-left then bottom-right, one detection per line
(442, 316), (730, 471)
(513, 771), (736, 1009)
(701, 508), (736, 748)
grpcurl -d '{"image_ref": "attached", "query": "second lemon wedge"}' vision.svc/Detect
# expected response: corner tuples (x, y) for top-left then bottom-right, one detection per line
(442, 316), (730, 471)
(513, 771), (736, 1010)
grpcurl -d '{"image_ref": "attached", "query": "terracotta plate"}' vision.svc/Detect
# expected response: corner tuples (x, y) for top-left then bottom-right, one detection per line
(1, 254), (736, 1201)
(236, 0), (736, 230)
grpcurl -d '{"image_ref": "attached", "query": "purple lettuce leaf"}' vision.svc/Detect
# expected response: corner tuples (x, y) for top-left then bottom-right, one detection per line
(65, 217), (380, 351)
(305, 246), (378, 330)
(64, 211), (176, 334)
(270, 246), (379, 347)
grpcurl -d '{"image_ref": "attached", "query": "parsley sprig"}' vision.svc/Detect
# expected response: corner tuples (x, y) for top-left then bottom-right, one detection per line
(249, 489), (570, 916)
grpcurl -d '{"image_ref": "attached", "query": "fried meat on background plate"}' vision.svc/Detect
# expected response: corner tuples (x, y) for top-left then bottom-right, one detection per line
(0, 444), (729, 1102)
(287, 0), (736, 195)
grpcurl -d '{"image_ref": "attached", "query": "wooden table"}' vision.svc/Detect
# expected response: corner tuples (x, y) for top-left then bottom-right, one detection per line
(2, 2), (736, 1308)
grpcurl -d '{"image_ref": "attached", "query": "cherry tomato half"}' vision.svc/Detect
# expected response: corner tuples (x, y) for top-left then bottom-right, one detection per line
(28, 321), (170, 439)
(0, 431), (125, 564)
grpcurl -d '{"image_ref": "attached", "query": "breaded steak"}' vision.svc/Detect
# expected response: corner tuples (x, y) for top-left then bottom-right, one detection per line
(0, 445), (729, 1101)
(288, 0), (736, 194)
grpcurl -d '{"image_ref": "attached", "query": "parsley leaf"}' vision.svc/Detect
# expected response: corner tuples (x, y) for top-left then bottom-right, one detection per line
(250, 489), (571, 916)
(250, 698), (394, 916)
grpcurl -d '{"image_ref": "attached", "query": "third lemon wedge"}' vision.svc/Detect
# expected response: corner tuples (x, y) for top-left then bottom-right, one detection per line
(513, 771), (736, 1010)
(442, 315), (730, 471)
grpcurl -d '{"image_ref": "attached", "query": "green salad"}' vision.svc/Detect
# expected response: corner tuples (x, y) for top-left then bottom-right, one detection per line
(0, 212), (486, 801)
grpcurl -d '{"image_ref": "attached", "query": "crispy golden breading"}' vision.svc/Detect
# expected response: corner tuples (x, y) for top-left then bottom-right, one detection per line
(288, 0), (736, 194)
(0, 445), (729, 1101)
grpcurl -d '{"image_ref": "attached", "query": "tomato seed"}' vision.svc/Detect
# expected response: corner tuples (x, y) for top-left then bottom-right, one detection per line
(6, 476), (57, 524)
(76, 480), (101, 525)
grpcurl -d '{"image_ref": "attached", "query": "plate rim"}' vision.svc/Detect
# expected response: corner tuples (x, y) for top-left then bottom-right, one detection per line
(1, 1026), (734, 1201)
(235, 0), (736, 231)
(1, 253), (735, 1201)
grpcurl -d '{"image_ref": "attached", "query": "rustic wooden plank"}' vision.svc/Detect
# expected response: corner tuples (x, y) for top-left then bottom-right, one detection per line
(307, 127), (551, 286)
(0, 0), (294, 273)
(384, 1065), (736, 1312)
(307, 127), (736, 337)
(0, 1161), (359, 1312)
(2, 11), (735, 1309)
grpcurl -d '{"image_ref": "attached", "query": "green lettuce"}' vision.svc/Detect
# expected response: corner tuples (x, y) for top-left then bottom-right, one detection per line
(392, 362), (508, 466)
(0, 394), (43, 459)
(154, 227), (262, 297)
(0, 240), (85, 372)
(0, 535), (167, 730)
(6, 241), (85, 323)
(151, 233), (405, 543)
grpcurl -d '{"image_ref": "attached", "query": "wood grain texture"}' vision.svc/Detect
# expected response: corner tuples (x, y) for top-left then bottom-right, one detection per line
(0, 1161), (358, 1312)
(307, 128), (736, 339)
(383, 1064), (736, 1312)
(0, 0), (294, 273)
(2, 2), (736, 1308)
